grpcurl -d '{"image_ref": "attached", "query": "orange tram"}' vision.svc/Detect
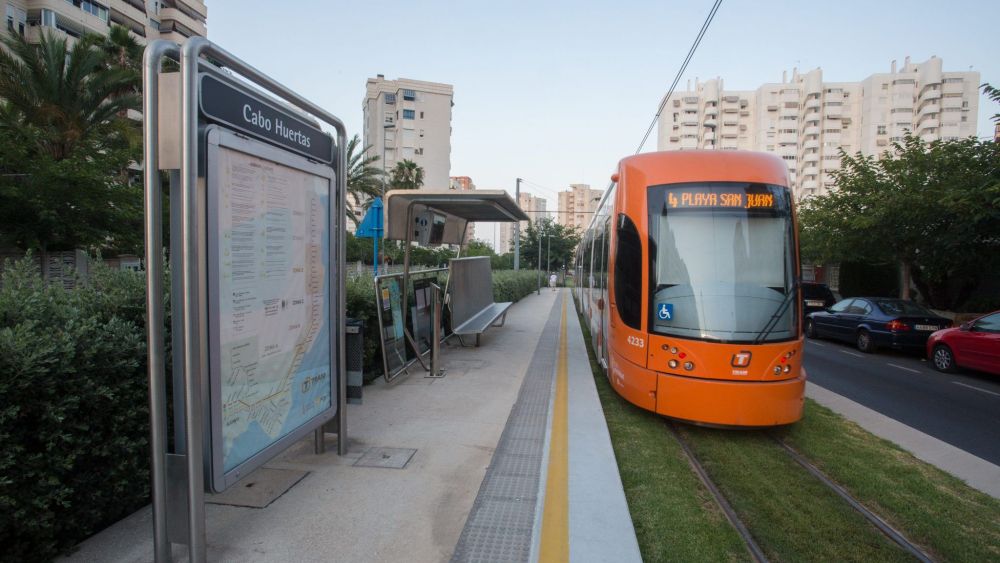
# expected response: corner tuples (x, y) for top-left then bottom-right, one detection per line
(574, 151), (805, 427)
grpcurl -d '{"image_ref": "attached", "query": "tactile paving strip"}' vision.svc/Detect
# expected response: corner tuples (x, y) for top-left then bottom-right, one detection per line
(451, 296), (562, 563)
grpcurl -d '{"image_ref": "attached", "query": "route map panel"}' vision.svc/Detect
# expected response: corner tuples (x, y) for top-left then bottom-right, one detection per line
(213, 145), (331, 473)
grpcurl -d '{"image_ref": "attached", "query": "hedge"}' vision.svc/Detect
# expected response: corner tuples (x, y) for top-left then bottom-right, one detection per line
(1, 258), (541, 560)
(0, 258), (155, 562)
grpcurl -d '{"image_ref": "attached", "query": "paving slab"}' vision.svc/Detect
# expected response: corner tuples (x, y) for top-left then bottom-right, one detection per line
(60, 289), (561, 563)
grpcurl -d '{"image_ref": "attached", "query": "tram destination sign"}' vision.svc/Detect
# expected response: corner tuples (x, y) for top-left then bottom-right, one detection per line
(199, 73), (334, 164)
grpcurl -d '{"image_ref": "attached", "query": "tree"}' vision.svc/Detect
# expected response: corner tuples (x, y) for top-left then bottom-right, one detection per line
(0, 30), (139, 160)
(518, 218), (581, 271)
(345, 134), (385, 224)
(982, 83), (1000, 123)
(388, 159), (424, 191)
(0, 30), (142, 252)
(799, 133), (1000, 309)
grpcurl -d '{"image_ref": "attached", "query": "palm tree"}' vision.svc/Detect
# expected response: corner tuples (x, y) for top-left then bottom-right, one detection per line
(389, 159), (424, 191)
(345, 134), (385, 224)
(0, 30), (139, 160)
(82, 24), (143, 78)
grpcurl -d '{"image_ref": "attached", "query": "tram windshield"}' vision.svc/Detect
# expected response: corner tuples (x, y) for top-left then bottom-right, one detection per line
(648, 182), (797, 343)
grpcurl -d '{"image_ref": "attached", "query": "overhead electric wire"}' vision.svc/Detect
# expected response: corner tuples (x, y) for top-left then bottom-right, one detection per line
(635, 0), (724, 154)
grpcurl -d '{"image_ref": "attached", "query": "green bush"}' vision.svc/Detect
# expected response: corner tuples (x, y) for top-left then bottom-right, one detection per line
(491, 270), (542, 303)
(0, 258), (154, 562)
(0, 256), (543, 560)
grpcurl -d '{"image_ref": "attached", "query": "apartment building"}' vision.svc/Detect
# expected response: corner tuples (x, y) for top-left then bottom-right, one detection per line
(363, 76), (453, 191)
(657, 57), (979, 199)
(449, 175), (476, 243)
(4, 0), (207, 45)
(495, 191), (546, 255)
(557, 184), (602, 231)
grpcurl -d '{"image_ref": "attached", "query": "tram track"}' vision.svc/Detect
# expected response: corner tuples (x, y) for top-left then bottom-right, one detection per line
(668, 422), (770, 563)
(667, 419), (935, 563)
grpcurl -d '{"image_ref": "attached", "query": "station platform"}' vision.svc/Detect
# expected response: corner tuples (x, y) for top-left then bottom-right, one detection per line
(62, 289), (641, 563)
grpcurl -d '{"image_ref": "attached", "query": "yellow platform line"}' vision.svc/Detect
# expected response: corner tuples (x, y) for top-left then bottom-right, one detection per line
(539, 295), (569, 562)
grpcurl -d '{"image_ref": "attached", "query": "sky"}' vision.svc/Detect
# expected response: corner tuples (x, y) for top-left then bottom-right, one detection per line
(206, 0), (1000, 221)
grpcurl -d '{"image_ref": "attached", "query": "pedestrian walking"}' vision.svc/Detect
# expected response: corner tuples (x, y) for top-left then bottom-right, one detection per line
(549, 272), (558, 291)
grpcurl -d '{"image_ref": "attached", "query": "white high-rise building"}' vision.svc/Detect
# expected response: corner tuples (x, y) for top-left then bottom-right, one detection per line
(496, 191), (546, 255)
(363, 76), (453, 190)
(657, 57), (979, 199)
(557, 184), (603, 231)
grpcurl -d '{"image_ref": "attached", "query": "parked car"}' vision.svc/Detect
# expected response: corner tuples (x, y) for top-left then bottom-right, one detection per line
(805, 297), (951, 353)
(926, 311), (1000, 375)
(802, 282), (838, 317)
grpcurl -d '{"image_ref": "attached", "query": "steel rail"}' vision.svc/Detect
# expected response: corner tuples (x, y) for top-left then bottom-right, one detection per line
(668, 422), (770, 563)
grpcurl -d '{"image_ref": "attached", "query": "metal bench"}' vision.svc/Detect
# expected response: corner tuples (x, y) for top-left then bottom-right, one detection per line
(449, 256), (511, 347)
(452, 301), (512, 346)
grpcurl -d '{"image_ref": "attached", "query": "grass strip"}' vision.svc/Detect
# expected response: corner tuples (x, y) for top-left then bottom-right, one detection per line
(680, 424), (914, 562)
(577, 309), (750, 562)
(779, 399), (1000, 562)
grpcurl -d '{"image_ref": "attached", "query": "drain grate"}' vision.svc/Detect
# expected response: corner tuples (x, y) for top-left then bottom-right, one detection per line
(451, 296), (562, 562)
(353, 447), (417, 469)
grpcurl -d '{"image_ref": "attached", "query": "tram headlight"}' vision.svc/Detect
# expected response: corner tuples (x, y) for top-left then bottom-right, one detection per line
(773, 366), (782, 375)
(683, 362), (694, 371)
(783, 365), (792, 374)
(668, 359), (679, 369)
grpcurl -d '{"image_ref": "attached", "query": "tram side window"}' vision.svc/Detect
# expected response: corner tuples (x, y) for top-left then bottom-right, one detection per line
(602, 216), (611, 290)
(614, 213), (642, 330)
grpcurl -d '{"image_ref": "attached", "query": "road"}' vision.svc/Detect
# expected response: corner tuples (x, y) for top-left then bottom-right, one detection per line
(803, 338), (1000, 466)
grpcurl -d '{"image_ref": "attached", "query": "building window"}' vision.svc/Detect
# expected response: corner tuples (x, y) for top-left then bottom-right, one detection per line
(943, 78), (963, 84)
(877, 125), (887, 135)
(403, 109), (415, 120)
(414, 148), (424, 155)
(384, 93), (396, 104)
(402, 89), (416, 101)
(420, 111), (424, 119)
(80, 1), (109, 22)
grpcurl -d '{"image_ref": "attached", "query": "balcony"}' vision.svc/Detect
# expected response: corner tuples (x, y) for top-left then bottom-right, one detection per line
(802, 166), (820, 177)
(805, 97), (821, 110)
(825, 107), (842, 119)
(804, 126), (820, 136)
(802, 180), (819, 191)
(704, 118), (717, 128)
(681, 116), (699, 126)
(704, 106), (718, 116)
(173, 0), (208, 20)
(109, 0), (147, 33)
(920, 89), (941, 102)
(803, 139), (820, 150)
(680, 138), (697, 149)
(159, 6), (206, 37)
(778, 133), (798, 145)
(802, 152), (820, 164)
(918, 116), (940, 131)
(942, 82), (965, 95)
(704, 131), (716, 141)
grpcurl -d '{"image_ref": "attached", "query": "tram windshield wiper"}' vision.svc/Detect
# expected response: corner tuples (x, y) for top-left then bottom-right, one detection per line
(753, 282), (797, 344)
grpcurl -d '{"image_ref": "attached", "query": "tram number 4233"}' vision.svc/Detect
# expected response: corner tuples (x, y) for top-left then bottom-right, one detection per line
(627, 335), (645, 348)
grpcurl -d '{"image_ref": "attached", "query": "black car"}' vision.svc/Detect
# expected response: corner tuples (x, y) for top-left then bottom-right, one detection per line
(805, 297), (951, 353)
(802, 282), (837, 317)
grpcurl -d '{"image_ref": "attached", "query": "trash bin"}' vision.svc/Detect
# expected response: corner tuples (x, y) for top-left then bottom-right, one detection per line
(346, 318), (364, 404)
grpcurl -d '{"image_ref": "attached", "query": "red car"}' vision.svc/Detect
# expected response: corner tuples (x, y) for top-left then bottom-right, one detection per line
(927, 311), (1000, 375)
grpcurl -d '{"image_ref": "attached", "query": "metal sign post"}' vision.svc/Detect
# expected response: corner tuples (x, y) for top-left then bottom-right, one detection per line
(143, 37), (348, 563)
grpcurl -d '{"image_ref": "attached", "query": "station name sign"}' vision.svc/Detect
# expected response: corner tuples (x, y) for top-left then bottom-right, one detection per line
(199, 73), (334, 163)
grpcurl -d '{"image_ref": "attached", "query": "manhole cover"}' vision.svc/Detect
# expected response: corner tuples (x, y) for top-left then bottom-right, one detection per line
(353, 447), (416, 469)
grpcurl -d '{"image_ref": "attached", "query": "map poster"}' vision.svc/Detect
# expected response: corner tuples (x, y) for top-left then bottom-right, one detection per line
(212, 143), (332, 478)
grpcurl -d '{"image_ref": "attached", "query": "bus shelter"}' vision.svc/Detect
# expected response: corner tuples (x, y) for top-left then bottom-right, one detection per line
(377, 190), (528, 380)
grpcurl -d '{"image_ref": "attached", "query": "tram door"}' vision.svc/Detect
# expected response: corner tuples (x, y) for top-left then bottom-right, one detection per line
(600, 215), (611, 368)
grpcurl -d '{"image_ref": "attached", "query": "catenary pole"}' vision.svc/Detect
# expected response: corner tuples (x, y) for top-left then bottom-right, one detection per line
(514, 177), (521, 270)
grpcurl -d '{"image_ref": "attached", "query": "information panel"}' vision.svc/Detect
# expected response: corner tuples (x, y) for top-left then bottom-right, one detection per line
(207, 128), (335, 490)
